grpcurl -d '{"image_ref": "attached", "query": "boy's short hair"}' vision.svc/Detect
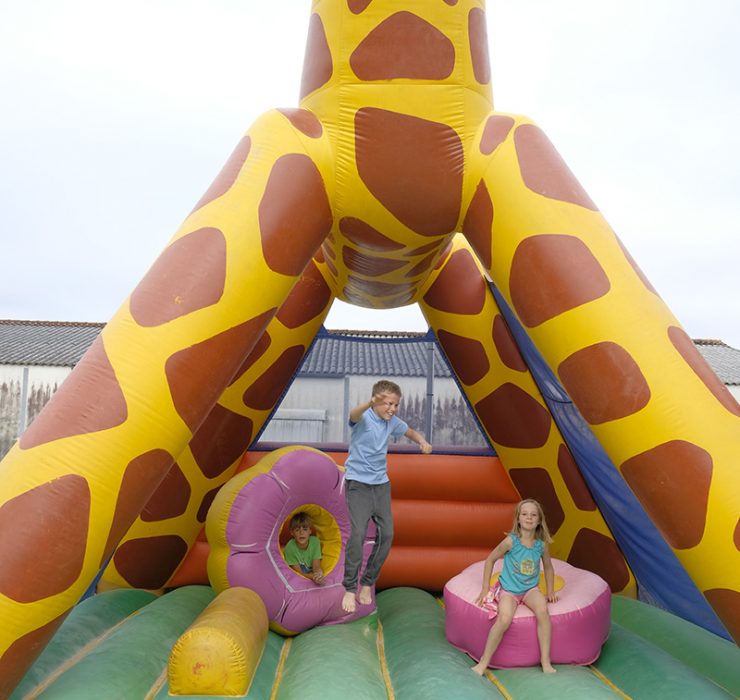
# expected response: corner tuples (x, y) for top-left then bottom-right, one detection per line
(289, 511), (313, 531)
(373, 379), (402, 397)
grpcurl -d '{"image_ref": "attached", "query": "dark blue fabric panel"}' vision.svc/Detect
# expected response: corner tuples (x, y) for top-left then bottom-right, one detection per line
(490, 283), (729, 639)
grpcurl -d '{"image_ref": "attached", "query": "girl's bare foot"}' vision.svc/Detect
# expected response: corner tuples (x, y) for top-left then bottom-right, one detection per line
(358, 585), (372, 605)
(471, 663), (486, 676)
(542, 662), (556, 673)
(342, 591), (357, 613)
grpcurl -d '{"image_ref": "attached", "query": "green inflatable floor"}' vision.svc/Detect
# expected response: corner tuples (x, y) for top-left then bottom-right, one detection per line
(11, 586), (740, 700)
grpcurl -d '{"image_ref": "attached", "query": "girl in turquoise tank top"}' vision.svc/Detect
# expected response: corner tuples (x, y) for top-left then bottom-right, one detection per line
(472, 499), (558, 675)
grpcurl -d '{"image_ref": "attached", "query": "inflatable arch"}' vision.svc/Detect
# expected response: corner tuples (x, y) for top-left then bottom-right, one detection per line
(0, 0), (738, 694)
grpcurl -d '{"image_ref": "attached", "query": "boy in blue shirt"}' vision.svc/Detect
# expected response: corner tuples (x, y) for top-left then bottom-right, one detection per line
(341, 380), (432, 613)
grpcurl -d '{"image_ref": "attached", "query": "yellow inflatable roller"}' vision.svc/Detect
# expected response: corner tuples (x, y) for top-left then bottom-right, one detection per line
(168, 587), (268, 697)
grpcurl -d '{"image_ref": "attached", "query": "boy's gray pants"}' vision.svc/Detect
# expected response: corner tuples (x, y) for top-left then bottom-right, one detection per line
(342, 479), (394, 592)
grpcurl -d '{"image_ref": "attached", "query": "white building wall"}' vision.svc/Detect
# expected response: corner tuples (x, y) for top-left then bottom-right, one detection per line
(267, 374), (487, 447)
(0, 364), (71, 458)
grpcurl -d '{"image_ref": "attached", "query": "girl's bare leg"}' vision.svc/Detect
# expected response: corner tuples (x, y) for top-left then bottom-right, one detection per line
(472, 595), (517, 675)
(524, 588), (556, 673)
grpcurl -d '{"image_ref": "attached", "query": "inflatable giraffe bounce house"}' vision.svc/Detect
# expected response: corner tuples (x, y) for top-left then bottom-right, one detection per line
(1, 2), (738, 698)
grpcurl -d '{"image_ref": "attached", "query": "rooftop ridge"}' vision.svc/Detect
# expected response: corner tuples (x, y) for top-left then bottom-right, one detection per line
(323, 328), (428, 338)
(0, 319), (105, 329)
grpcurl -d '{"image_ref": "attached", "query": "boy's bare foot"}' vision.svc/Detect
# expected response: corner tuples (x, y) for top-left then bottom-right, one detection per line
(471, 663), (486, 676)
(542, 662), (556, 673)
(342, 591), (357, 613)
(358, 585), (372, 605)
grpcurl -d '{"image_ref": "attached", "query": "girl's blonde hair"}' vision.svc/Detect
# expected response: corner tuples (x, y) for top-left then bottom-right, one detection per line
(511, 498), (553, 543)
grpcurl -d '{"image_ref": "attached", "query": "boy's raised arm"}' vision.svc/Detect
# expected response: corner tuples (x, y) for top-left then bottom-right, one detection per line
(349, 397), (374, 424)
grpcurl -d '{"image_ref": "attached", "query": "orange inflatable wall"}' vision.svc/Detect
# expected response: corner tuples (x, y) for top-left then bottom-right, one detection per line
(170, 449), (520, 592)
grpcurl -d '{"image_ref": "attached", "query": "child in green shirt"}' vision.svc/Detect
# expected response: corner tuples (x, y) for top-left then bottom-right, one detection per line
(284, 511), (325, 584)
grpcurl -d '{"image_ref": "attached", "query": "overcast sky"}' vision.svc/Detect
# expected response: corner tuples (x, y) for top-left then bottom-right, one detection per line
(2, 1), (739, 348)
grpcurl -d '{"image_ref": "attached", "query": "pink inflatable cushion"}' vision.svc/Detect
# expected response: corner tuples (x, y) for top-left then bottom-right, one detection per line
(444, 558), (610, 668)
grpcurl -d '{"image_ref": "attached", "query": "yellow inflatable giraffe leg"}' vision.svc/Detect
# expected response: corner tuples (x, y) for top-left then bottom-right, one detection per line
(419, 235), (634, 596)
(455, 111), (740, 641)
(103, 260), (334, 590)
(0, 109), (335, 692)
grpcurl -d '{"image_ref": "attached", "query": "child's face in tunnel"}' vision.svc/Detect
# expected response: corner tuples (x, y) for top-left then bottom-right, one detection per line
(291, 524), (312, 548)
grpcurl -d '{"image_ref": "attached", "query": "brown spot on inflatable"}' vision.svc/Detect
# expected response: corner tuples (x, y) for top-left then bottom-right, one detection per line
(189, 404), (254, 479)
(468, 8), (490, 84)
(350, 12), (454, 80)
(348, 0), (373, 13)
(342, 247), (407, 276)
(423, 249), (485, 314)
(322, 241), (337, 260)
(20, 337), (128, 449)
(140, 461), (191, 522)
(276, 262), (333, 329)
(405, 252), (437, 278)
(735, 517), (740, 552)
(130, 227), (227, 326)
(437, 330), (489, 386)
(355, 107), (463, 236)
(462, 179), (493, 269)
(300, 13), (333, 98)
(568, 528), (630, 592)
(340, 217), (405, 252)
(325, 256), (338, 277)
(101, 449), (177, 566)
(277, 108), (323, 138)
(480, 115), (515, 154)
(668, 326), (740, 417)
(515, 124), (598, 209)
(0, 476), (89, 602)
(165, 309), (275, 432)
(704, 589), (740, 643)
(616, 235), (659, 296)
(259, 154), (333, 276)
(197, 486), (222, 523)
(621, 440), (712, 550)
(557, 444), (596, 511)
(243, 345), (307, 411)
(558, 342), (650, 424)
(406, 240), (442, 257)
(434, 240), (455, 269)
(377, 293), (417, 309)
(475, 383), (551, 448)
(344, 277), (415, 303)
(230, 332), (272, 386)
(492, 314), (527, 372)
(509, 234), (610, 327)
(192, 135), (251, 212)
(113, 535), (189, 589)
(0, 612), (69, 699)
(508, 467), (565, 534)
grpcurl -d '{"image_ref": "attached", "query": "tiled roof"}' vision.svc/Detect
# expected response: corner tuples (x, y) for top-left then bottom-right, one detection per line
(2, 321), (739, 385)
(691, 339), (740, 385)
(0, 320), (104, 367)
(301, 330), (451, 378)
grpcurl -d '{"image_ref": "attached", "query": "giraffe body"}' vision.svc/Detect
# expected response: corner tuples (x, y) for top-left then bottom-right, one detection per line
(0, 1), (739, 693)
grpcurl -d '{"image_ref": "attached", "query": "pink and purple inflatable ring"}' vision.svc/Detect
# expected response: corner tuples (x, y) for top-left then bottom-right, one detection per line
(206, 446), (375, 635)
